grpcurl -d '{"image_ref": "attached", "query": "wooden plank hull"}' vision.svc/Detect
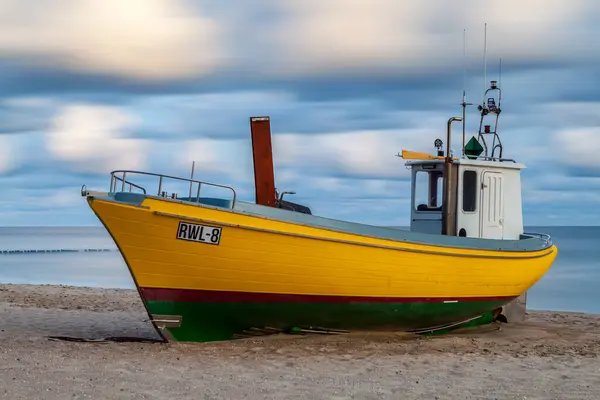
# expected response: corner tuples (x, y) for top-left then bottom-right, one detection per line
(87, 195), (557, 342)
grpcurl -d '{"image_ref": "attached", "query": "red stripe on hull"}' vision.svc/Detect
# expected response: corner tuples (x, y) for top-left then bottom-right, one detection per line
(139, 287), (516, 304)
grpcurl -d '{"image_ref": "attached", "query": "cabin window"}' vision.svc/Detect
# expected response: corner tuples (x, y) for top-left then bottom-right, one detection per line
(462, 170), (477, 212)
(415, 170), (443, 211)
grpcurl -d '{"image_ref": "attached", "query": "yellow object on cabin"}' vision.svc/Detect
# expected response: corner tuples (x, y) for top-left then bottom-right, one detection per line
(400, 149), (459, 161)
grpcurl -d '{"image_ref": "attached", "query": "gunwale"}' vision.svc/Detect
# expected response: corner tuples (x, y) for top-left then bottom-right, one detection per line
(92, 192), (553, 255)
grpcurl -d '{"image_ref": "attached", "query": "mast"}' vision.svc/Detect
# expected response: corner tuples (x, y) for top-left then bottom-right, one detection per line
(483, 23), (487, 105)
(461, 28), (473, 158)
(475, 24), (503, 159)
(499, 57), (502, 88)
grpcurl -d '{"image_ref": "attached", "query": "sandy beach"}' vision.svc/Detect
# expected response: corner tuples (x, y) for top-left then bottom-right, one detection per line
(1, 284), (599, 399)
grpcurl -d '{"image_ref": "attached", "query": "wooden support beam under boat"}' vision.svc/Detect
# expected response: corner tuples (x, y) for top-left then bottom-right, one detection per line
(250, 116), (277, 207)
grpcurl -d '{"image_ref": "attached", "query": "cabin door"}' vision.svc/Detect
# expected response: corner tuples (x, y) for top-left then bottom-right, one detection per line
(480, 171), (504, 239)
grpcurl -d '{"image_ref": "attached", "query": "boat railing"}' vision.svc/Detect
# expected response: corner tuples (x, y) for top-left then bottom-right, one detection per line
(109, 170), (237, 207)
(112, 174), (147, 194)
(522, 232), (553, 247)
(473, 156), (516, 163)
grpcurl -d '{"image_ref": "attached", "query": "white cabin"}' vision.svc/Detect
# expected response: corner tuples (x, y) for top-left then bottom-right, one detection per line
(407, 158), (525, 240)
(403, 78), (522, 241)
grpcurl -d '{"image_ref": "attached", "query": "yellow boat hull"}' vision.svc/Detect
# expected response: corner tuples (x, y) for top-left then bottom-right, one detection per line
(87, 193), (557, 342)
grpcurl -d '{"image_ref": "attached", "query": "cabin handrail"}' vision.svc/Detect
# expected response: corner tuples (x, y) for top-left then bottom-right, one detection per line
(109, 170), (237, 207)
(476, 156), (516, 163)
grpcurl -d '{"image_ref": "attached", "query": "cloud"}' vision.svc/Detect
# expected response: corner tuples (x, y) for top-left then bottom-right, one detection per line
(1, 1), (600, 228)
(545, 102), (600, 130)
(266, 0), (595, 77)
(131, 91), (295, 140)
(128, 90), (425, 141)
(294, 176), (410, 200)
(0, 0), (223, 80)
(181, 137), (254, 182)
(270, 2), (429, 74)
(45, 104), (148, 173)
(525, 188), (600, 205)
(553, 126), (600, 169)
(0, 96), (58, 134)
(273, 128), (437, 179)
(0, 186), (104, 226)
(524, 173), (600, 193)
(1, 0), (593, 95)
(550, 104), (600, 168)
(0, 135), (15, 174)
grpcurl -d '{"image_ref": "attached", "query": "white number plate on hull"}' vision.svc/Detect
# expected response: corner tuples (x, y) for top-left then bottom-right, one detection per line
(176, 221), (222, 245)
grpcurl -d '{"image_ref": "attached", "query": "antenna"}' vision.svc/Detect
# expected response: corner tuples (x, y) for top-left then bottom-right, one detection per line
(499, 57), (502, 89)
(463, 28), (467, 94)
(461, 28), (473, 157)
(483, 22), (487, 105)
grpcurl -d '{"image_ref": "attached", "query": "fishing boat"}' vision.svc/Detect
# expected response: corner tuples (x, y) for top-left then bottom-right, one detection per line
(81, 72), (557, 343)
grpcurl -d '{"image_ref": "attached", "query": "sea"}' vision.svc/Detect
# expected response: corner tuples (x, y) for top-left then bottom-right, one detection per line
(0, 226), (598, 314)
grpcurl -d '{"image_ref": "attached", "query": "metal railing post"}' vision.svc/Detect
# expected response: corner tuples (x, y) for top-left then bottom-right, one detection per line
(188, 161), (195, 199)
(121, 172), (126, 192)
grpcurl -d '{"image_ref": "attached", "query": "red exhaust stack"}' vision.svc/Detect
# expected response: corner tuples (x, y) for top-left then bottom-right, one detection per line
(249, 116), (277, 207)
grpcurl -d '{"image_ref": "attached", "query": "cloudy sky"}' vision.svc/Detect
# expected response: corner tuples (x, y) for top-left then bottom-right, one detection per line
(0, 0), (599, 227)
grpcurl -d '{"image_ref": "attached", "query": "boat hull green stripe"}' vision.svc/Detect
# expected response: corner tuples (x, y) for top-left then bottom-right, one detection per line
(145, 299), (510, 343)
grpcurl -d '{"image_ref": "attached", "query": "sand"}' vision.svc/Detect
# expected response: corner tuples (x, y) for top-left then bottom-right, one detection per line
(1, 284), (599, 399)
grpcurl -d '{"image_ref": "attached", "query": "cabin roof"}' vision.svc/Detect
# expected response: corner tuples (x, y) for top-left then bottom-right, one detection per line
(405, 158), (526, 170)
